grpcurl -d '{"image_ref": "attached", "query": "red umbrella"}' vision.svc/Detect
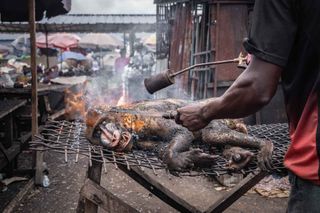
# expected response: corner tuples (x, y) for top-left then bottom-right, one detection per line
(36, 33), (81, 49)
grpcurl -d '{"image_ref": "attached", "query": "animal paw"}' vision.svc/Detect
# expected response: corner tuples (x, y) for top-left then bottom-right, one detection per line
(166, 150), (195, 172)
(257, 140), (274, 171)
(166, 149), (217, 171)
(188, 148), (218, 168)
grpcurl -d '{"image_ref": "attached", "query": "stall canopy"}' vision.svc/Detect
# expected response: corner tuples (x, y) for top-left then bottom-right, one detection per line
(59, 51), (86, 62)
(36, 33), (80, 49)
(142, 33), (156, 46)
(79, 33), (123, 49)
(0, 0), (71, 22)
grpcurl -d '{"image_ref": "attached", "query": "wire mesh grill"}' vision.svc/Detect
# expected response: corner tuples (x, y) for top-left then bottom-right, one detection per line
(30, 120), (290, 176)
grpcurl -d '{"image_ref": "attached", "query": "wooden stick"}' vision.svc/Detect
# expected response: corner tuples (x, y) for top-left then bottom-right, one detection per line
(64, 146), (68, 162)
(88, 145), (92, 167)
(100, 148), (107, 173)
(75, 147), (79, 163)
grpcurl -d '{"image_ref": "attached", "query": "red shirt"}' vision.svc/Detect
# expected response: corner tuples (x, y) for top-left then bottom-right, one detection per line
(244, 0), (320, 184)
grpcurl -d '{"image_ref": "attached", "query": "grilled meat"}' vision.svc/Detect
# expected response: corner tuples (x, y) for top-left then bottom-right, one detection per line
(86, 99), (272, 171)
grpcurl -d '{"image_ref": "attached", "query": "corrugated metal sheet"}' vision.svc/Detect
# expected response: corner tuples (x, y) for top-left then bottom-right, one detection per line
(41, 14), (156, 25)
(154, 0), (254, 3)
(154, 0), (190, 3)
(0, 14), (157, 33)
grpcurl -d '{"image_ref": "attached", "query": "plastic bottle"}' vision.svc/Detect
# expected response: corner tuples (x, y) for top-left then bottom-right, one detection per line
(42, 175), (50, 187)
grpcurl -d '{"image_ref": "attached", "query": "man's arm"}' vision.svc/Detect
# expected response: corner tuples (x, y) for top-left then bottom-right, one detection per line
(176, 55), (283, 131)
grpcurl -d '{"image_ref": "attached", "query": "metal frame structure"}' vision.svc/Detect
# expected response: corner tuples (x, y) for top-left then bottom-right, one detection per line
(0, 14), (157, 33)
(30, 120), (289, 213)
(155, 0), (254, 99)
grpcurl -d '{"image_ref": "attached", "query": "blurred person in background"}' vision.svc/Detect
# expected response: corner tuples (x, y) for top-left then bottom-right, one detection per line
(114, 48), (129, 75)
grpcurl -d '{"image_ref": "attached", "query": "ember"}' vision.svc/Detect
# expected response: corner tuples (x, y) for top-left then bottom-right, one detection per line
(121, 113), (145, 132)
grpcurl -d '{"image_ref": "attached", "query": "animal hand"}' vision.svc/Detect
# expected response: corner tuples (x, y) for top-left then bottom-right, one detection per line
(166, 150), (195, 171)
(166, 149), (217, 171)
(257, 140), (274, 171)
(175, 103), (210, 131)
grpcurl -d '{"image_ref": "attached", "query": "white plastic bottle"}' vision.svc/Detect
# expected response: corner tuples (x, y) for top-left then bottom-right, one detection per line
(42, 175), (50, 187)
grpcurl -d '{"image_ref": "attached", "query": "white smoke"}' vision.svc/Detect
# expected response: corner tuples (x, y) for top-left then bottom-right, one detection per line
(70, 0), (156, 14)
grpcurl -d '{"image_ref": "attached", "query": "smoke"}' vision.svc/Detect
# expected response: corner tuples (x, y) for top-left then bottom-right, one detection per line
(70, 0), (156, 14)
(84, 75), (120, 108)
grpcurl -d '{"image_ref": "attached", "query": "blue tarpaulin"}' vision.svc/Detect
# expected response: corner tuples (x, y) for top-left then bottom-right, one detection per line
(59, 51), (86, 61)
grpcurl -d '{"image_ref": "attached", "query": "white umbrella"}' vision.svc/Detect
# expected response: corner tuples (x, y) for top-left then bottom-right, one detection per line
(142, 33), (156, 46)
(79, 33), (123, 49)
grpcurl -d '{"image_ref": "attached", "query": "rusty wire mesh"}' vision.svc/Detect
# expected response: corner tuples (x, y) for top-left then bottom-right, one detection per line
(30, 120), (289, 176)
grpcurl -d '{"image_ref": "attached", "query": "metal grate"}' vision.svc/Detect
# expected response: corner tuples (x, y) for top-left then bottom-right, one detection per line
(30, 120), (289, 176)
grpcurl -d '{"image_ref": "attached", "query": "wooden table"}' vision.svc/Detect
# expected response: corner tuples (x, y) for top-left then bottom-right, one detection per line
(77, 155), (268, 213)
(0, 84), (72, 123)
(0, 84), (71, 97)
(0, 99), (27, 170)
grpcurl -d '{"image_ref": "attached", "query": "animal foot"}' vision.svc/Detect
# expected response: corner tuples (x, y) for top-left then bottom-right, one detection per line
(257, 140), (274, 171)
(166, 150), (195, 172)
(166, 149), (217, 171)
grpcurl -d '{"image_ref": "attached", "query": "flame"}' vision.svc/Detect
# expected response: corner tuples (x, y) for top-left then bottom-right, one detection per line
(64, 85), (87, 121)
(121, 113), (145, 132)
(64, 82), (135, 122)
(117, 95), (132, 106)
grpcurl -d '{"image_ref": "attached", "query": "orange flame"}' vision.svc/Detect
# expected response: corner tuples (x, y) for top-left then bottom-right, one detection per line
(64, 85), (87, 121)
(121, 114), (145, 132)
(64, 83), (134, 122)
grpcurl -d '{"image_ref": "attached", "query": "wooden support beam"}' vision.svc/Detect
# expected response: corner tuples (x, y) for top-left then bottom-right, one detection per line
(118, 165), (201, 213)
(77, 154), (103, 213)
(3, 179), (34, 213)
(48, 109), (65, 121)
(29, 0), (42, 186)
(84, 158), (103, 213)
(80, 179), (138, 213)
(0, 143), (20, 170)
(204, 171), (268, 213)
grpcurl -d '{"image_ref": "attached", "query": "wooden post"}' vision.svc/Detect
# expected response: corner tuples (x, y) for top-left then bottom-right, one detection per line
(45, 25), (50, 69)
(84, 159), (102, 213)
(77, 153), (103, 213)
(29, 0), (42, 185)
(213, 3), (220, 97)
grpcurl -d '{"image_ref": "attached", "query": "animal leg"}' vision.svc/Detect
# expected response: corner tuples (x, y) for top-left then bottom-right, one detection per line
(162, 130), (217, 171)
(201, 122), (274, 170)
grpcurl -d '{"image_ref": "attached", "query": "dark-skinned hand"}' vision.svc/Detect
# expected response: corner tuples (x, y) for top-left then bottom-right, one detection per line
(175, 102), (210, 131)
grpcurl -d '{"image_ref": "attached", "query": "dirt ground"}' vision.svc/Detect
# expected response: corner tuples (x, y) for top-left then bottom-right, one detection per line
(8, 151), (288, 213)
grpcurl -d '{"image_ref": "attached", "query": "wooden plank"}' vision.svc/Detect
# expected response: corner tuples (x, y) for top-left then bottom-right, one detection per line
(43, 96), (52, 113)
(48, 109), (65, 121)
(80, 179), (139, 213)
(204, 171), (268, 213)
(3, 178), (34, 213)
(0, 143), (20, 170)
(0, 100), (27, 119)
(3, 113), (14, 148)
(0, 84), (70, 97)
(118, 165), (201, 213)
(84, 155), (102, 213)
